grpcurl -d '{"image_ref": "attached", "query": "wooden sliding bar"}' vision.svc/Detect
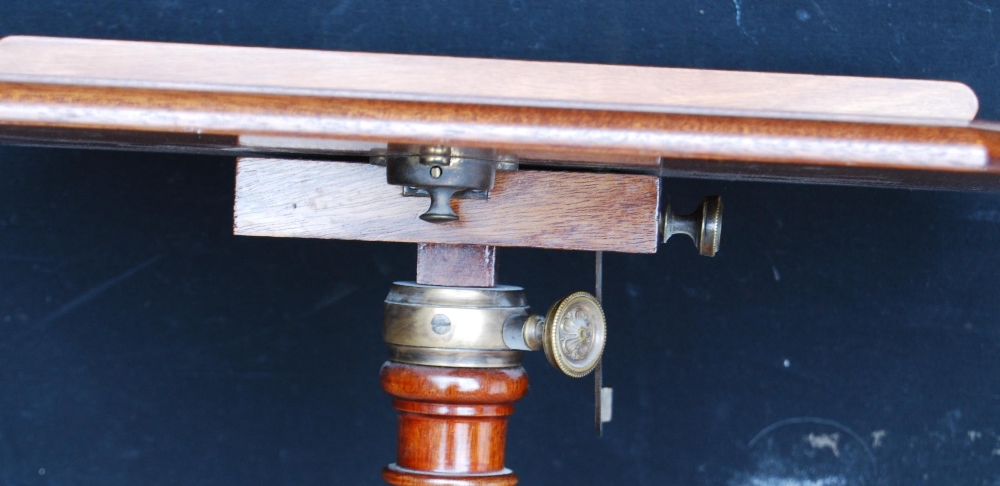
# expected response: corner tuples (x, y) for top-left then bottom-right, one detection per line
(233, 158), (661, 253)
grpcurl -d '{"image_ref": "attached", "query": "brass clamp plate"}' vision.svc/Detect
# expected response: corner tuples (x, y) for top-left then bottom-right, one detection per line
(372, 145), (518, 223)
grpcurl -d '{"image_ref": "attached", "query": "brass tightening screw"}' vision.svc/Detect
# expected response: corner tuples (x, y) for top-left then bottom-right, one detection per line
(502, 292), (607, 378)
(662, 196), (723, 257)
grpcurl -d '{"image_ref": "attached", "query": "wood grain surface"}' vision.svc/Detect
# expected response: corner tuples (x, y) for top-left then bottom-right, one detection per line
(0, 36), (977, 124)
(3, 36), (1000, 189)
(1, 79), (999, 174)
(417, 244), (496, 287)
(380, 362), (527, 486)
(233, 158), (661, 253)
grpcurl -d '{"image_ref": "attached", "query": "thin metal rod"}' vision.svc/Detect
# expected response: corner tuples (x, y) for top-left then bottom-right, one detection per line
(594, 251), (604, 437)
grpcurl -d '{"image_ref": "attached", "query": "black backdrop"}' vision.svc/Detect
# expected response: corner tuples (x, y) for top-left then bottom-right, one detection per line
(1, 1), (999, 485)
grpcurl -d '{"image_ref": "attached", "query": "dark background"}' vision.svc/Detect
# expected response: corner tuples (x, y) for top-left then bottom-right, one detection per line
(1, 1), (999, 485)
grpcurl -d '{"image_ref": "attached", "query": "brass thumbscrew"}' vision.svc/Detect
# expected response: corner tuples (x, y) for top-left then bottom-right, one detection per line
(505, 292), (607, 378)
(662, 196), (723, 256)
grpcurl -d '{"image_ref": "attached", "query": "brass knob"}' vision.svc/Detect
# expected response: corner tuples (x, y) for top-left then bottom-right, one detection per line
(500, 292), (606, 377)
(540, 292), (607, 378)
(662, 195), (723, 257)
(421, 187), (461, 223)
(379, 145), (517, 224)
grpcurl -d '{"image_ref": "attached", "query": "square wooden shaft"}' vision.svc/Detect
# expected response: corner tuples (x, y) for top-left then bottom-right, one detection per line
(233, 158), (660, 253)
(416, 244), (497, 287)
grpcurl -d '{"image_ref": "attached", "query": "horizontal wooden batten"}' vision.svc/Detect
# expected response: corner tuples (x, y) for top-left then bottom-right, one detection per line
(0, 36), (977, 124)
(3, 36), (1000, 190)
(233, 159), (661, 253)
(2, 82), (999, 171)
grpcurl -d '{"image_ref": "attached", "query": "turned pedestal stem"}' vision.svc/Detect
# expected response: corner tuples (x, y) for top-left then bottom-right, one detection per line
(382, 244), (528, 485)
(380, 362), (528, 486)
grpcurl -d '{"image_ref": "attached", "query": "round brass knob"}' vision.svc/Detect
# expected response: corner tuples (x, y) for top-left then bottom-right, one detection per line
(541, 292), (606, 378)
(662, 195), (723, 257)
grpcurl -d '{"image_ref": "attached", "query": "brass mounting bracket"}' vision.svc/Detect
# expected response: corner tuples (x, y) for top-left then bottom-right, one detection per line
(371, 145), (518, 223)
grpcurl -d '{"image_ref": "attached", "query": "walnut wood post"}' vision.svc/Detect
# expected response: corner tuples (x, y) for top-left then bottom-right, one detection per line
(380, 362), (528, 485)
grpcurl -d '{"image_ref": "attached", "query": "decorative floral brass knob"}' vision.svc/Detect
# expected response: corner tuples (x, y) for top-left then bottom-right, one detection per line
(500, 291), (607, 377)
(541, 292), (607, 378)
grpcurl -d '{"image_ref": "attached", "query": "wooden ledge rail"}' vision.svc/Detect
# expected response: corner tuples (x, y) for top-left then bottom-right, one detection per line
(1, 81), (999, 172)
(0, 36), (977, 124)
(2, 36), (1000, 190)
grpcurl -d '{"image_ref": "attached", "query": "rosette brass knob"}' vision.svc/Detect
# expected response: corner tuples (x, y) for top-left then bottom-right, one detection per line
(508, 292), (606, 378)
(543, 292), (607, 378)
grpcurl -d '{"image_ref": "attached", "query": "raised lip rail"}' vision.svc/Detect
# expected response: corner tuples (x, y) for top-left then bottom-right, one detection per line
(1, 35), (999, 190)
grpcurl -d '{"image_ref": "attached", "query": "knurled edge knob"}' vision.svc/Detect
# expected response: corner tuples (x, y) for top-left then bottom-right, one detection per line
(542, 292), (606, 378)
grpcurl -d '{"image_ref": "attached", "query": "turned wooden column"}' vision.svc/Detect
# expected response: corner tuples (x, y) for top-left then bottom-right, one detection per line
(380, 243), (529, 485)
(380, 362), (528, 485)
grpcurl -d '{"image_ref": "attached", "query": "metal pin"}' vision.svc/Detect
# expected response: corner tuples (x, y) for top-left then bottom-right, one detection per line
(594, 251), (612, 436)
